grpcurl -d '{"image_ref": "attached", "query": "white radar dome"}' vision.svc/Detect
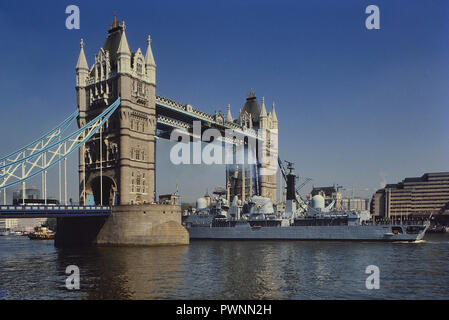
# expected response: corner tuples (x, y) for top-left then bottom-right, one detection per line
(311, 195), (325, 210)
(196, 197), (208, 210)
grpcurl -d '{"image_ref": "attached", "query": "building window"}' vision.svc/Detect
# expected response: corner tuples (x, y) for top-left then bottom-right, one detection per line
(136, 173), (142, 193)
(137, 63), (142, 74)
(137, 82), (143, 95)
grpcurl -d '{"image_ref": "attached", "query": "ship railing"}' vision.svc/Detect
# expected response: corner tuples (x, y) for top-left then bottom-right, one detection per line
(362, 220), (427, 226)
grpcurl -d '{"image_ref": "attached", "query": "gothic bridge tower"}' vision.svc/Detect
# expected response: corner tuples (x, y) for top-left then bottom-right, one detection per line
(227, 90), (278, 203)
(76, 15), (157, 205)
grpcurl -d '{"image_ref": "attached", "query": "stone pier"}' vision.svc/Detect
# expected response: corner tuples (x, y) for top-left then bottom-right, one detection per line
(55, 204), (189, 247)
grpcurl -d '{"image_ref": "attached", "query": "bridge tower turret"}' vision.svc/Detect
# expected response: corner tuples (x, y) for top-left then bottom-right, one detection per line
(76, 15), (157, 206)
(145, 35), (156, 85)
(228, 92), (278, 203)
(258, 100), (278, 202)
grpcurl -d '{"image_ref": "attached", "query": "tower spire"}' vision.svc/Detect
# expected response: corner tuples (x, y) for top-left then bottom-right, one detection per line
(271, 102), (278, 122)
(260, 96), (267, 117)
(145, 34), (157, 84)
(226, 104), (233, 122)
(117, 25), (131, 56)
(145, 35), (156, 67)
(116, 22), (131, 74)
(259, 96), (268, 129)
(76, 39), (88, 70)
(110, 12), (120, 31)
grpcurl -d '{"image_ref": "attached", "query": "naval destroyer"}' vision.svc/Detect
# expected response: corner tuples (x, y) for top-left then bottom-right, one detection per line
(183, 163), (429, 242)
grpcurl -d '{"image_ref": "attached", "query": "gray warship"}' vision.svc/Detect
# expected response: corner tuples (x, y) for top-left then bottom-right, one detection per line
(183, 163), (429, 242)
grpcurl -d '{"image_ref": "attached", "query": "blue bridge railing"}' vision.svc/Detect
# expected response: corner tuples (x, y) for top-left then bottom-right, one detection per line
(0, 205), (111, 218)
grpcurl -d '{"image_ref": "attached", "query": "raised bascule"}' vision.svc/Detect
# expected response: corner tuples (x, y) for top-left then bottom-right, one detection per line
(0, 15), (278, 246)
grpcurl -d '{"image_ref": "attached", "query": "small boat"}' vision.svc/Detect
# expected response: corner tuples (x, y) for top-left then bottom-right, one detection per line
(428, 225), (449, 233)
(0, 229), (9, 236)
(28, 227), (55, 240)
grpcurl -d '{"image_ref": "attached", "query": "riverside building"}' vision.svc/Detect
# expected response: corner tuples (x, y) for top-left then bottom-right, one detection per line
(370, 172), (449, 218)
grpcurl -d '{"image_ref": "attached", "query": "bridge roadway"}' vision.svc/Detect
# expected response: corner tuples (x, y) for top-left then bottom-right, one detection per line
(0, 205), (110, 218)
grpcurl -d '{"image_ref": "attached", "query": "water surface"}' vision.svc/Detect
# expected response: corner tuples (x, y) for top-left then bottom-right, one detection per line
(0, 234), (448, 299)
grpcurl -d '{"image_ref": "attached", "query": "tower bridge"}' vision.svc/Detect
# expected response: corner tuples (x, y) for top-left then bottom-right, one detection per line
(0, 15), (278, 246)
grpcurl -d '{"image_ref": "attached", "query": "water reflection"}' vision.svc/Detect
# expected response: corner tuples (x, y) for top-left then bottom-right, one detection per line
(55, 245), (188, 299)
(1, 235), (449, 299)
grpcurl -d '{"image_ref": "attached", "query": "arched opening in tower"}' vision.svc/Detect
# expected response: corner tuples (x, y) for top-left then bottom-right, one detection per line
(91, 176), (117, 205)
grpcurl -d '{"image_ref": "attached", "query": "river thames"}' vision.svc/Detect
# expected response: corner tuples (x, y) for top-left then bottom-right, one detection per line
(0, 234), (448, 300)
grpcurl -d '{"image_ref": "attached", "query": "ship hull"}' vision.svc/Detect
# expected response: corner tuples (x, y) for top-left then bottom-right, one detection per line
(187, 225), (427, 242)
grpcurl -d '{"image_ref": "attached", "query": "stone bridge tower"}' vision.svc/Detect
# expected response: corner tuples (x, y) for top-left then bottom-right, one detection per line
(76, 15), (157, 206)
(227, 91), (278, 203)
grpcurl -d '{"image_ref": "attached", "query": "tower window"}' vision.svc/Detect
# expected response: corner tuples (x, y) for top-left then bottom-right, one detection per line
(137, 82), (143, 94)
(137, 63), (142, 74)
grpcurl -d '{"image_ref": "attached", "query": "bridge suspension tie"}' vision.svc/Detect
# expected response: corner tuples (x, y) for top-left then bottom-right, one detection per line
(0, 98), (121, 192)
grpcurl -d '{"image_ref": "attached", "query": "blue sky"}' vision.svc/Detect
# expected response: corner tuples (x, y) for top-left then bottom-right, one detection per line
(0, 0), (448, 202)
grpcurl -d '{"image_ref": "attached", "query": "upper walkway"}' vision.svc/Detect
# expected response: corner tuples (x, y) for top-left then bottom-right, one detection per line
(0, 205), (110, 218)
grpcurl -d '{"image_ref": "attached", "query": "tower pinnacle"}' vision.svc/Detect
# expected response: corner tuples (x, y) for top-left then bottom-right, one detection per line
(226, 104), (233, 122)
(76, 38), (88, 70)
(145, 34), (156, 67)
(110, 12), (121, 31)
(271, 102), (278, 122)
(117, 26), (131, 56)
(260, 96), (267, 118)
